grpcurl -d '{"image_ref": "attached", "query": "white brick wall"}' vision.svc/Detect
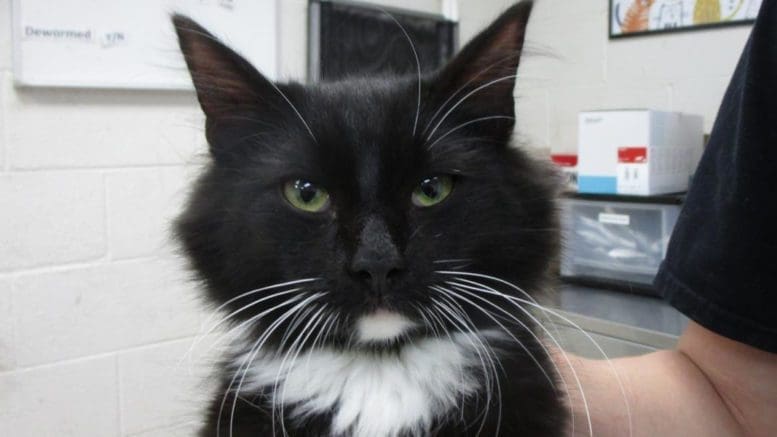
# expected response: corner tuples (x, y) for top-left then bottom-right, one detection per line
(0, 0), (757, 435)
(0, 279), (13, 371)
(1, 170), (106, 270)
(105, 167), (197, 260)
(119, 339), (217, 436)
(0, 0), (214, 433)
(0, 356), (120, 436)
(0, 0), (10, 73)
(3, 76), (205, 170)
(11, 259), (203, 366)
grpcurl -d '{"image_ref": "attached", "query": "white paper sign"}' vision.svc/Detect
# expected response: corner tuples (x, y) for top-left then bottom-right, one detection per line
(12, 0), (278, 89)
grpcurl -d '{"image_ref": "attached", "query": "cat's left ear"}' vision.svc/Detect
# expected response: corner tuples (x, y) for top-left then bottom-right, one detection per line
(431, 2), (533, 122)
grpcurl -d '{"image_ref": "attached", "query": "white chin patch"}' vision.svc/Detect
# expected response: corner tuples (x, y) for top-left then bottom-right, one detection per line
(356, 310), (415, 343)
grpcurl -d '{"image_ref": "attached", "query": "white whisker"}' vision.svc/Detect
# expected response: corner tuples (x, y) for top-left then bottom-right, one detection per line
(441, 282), (576, 433)
(179, 279), (317, 367)
(445, 277), (597, 437)
(204, 292), (308, 358)
(432, 258), (473, 264)
(220, 292), (325, 437)
(449, 272), (634, 436)
(436, 292), (504, 436)
(437, 271), (557, 332)
(218, 300), (293, 437)
(515, 298), (633, 437)
(277, 305), (318, 355)
(421, 52), (522, 136)
(426, 75), (517, 141)
(379, 8), (422, 137)
(274, 304), (330, 437)
(186, 287), (306, 359)
(269, 82), (318, 143)
(433, 284), (556, 388)
(411, 303), (442, 338)
(431, 297), (497, 435)
(304, 309), (338, 372)
(208, 279), (319, 321)
(426, 115), (514, 150)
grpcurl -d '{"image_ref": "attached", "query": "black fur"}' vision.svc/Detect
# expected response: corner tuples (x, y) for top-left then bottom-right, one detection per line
(173, 2), (566, 435)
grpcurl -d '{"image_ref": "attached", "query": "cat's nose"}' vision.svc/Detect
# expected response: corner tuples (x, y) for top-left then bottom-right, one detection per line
(350, 250), (405, 291)
(349, 215), (405, 292)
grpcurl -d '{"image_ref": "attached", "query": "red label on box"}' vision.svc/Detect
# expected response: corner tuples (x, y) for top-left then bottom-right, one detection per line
(618, 147), (648, 163)
(551, 154), (578, 167)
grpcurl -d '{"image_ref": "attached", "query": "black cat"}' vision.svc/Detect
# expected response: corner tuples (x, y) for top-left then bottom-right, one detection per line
(173, 2), (566, 435)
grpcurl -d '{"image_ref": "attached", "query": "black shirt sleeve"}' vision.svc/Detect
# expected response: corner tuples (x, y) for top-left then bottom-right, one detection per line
(654, 0), (777, 353)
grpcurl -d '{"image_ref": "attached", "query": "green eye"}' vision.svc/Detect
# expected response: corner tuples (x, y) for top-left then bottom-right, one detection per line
(412, 176), (454, 207)
(283, 179), (330, 213)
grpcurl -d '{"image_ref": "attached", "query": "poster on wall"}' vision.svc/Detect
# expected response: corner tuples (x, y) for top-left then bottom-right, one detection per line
(610, 0), (762, 38)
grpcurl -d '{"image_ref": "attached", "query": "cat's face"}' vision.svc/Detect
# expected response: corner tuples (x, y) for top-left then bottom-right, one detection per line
(174, 2), (558, 350)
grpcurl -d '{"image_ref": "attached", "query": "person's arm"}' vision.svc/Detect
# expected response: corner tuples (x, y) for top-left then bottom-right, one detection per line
(553, 321), (777, 437)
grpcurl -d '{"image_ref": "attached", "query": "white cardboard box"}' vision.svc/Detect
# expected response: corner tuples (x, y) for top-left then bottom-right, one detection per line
(577, 110), (703, 195)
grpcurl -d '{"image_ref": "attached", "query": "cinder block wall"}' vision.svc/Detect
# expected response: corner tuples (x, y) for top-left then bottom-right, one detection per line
(0, 0), (756, 435)
(0, 0), (211, 434)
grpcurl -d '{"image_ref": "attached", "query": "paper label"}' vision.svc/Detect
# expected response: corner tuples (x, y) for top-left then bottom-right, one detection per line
(598, 212), (631, 226)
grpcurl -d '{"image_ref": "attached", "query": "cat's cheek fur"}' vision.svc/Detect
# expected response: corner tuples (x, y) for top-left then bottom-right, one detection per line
(235, 331), (500, 437)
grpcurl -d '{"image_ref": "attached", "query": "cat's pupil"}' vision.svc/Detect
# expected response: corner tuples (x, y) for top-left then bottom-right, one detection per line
(297, 181), (317, 203)
(420, 178), (440, 199)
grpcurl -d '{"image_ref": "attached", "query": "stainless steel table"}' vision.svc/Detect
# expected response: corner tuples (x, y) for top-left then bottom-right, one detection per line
(544, 284), (688, 358)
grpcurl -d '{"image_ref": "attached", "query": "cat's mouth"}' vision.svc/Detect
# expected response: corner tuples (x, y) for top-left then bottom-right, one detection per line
(355, 309), (417, 344)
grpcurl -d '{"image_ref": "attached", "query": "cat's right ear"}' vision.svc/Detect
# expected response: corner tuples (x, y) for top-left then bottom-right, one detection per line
(172, 14), (274, 119)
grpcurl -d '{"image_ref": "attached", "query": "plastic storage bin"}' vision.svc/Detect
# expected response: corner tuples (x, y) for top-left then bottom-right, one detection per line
(560, 195), (681, 294)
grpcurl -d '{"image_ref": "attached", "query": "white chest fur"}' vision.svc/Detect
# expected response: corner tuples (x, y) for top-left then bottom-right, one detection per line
(238, 333), (493, 437)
